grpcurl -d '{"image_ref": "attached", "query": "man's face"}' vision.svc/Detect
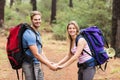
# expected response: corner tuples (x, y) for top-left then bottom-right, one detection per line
(31, 14), (41, 29)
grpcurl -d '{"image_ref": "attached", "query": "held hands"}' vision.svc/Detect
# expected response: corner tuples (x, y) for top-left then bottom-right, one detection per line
(49, 62), (64, 71)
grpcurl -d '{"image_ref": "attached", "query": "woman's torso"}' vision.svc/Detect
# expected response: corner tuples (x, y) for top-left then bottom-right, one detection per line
(71, 39), (93, 64)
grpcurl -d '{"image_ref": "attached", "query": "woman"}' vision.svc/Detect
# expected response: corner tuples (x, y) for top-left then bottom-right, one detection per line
(57, 21), (96, 80)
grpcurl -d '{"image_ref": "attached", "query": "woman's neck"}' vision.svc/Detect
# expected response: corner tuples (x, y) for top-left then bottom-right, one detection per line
(71, 35), (77, 41)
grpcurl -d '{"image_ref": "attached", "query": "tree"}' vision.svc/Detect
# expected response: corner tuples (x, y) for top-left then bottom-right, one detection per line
(0, 0), (5, 27)
(30, 0), (37, 10)
(50, 0), (57, 24)
(16, 0), (22, 4)
(69, 0), (73, 8)
(111, 0), (120, 57)
(10, 0), (14, 8)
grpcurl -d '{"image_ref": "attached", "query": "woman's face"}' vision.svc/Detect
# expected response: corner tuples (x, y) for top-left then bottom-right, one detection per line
(67, 24), (77, 36)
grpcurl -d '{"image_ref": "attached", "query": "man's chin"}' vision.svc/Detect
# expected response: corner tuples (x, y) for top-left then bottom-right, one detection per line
(35, 25), (40, 28)
(32, 24), (40, 28)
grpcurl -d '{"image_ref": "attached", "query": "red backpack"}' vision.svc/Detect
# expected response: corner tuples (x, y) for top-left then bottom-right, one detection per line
(6, 23), (35, 80)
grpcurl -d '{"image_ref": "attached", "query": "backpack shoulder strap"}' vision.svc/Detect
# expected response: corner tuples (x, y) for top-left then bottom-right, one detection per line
(75, 33), (93, 57)
(22, 23), (37, 34)
(75, 34), (83, 46)
(23, 23), (43, 48)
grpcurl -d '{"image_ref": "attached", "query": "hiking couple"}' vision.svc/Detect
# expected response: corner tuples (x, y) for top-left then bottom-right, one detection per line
(22, 10), (96, 80)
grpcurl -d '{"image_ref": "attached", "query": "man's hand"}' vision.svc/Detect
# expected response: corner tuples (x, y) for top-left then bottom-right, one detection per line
(49, 63), (58, 71)
(57, 65), (64, 70)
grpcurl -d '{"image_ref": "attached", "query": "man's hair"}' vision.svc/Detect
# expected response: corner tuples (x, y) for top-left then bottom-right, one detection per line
(30, 11), (42, 19)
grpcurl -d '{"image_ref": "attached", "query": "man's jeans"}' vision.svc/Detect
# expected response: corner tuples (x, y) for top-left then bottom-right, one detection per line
(22, 62), (44, 80)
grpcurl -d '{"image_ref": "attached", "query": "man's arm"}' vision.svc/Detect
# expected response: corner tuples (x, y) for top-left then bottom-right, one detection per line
(29, 45), (57, 70)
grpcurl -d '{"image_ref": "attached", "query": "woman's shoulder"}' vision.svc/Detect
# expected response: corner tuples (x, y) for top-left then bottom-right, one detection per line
(78, 37), (87, 45)
(78, 37), (86, 42)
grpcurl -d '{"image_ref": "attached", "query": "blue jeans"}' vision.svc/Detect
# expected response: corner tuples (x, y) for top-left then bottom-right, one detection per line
(78, 66), (96, 80)
(22, 62), (44, 80)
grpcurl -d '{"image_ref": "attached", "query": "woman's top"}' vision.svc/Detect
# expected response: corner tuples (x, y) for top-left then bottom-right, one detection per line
(71, 43), (93, 64)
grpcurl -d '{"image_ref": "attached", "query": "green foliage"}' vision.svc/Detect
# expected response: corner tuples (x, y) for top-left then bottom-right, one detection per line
(4, 0), (112, 41)
(52, 0), (112, 41)
(5, 2), (32, 27)
(37, 0), (51, 22)
(5, 7), (21, 27)
(52, 22), (67, 40)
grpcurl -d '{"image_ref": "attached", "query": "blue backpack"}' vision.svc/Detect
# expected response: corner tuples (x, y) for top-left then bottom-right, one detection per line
(76, 26), (109, 71)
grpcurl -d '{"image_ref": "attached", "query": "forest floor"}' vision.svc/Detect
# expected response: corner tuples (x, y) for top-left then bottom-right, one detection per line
(0, 29), (120, 80)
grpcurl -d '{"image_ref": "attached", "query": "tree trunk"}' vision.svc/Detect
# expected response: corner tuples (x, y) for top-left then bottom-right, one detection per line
(30, 0), (37, 10)
(69, 0), (73, 8)
(50, 0), (57, 24)
(0, 0), (5, 27)
(111, 0), (120, 57)
(10, 0), (14, 8)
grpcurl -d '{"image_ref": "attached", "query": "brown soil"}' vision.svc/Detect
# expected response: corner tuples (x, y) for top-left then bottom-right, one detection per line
(0, 31), (120, 80)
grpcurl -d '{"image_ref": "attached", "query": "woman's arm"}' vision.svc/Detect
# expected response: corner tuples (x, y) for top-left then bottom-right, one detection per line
(58, 38), (86, 68)
(57, 52), (73, 65)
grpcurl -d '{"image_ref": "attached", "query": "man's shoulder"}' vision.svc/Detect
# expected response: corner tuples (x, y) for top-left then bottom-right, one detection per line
(23, 29), (36, 39)
(24, 29), (36, 35)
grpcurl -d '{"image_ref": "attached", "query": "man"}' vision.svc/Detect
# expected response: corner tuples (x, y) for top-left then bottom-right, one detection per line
(22, 11), (57, 80)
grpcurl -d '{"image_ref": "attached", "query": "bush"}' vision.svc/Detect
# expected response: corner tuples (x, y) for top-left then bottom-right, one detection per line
(4, 0), (112, 41)
(51, 0), (112, 40)
(52, 22), (67, 40)
(5, 2), (32, 27)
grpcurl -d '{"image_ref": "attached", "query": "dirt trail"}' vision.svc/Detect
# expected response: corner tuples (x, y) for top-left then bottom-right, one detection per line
(0, 33), (120, 80)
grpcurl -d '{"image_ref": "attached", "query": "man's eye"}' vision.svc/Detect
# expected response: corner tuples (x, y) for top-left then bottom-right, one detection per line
(34, 19), (41, 20)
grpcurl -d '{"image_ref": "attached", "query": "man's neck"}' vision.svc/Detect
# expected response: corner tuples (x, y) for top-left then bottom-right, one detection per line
(31, 25), (38, 31)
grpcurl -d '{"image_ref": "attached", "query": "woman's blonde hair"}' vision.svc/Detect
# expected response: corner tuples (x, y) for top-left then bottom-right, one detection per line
(66, 21), (80, 53)
(30, 11), (42, 20)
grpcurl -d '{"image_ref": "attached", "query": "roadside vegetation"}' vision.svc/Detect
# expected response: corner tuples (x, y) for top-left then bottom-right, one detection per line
(4, 0), (112, 42)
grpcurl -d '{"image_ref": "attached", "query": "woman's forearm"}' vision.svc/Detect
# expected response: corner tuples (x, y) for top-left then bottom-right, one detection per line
(57, 53), (72, 65)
